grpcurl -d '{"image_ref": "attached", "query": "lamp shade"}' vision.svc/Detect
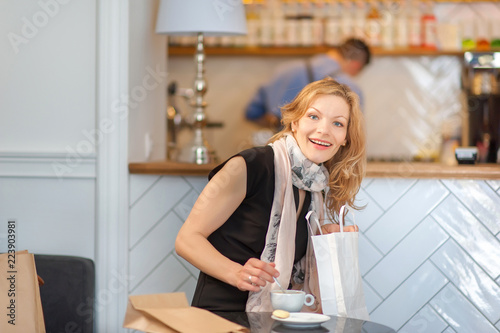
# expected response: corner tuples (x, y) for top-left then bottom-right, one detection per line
(156, 0), (247, 36)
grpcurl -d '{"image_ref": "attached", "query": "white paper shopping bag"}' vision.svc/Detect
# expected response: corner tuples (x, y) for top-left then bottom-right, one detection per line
(307, 206), (370, 321)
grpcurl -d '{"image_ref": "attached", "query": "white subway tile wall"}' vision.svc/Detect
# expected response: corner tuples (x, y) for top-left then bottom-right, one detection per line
(399, 305), (447, 333)
(128, 174), (500, 332)
(363, 179), (417, 211)
(359, 2), (500, 161)
(128, 211), (183, 291)
(363, 180), (449, 254)
(441, 180), (500, 234)
(362, 280), (383, 313)
(430, 284), (498, 333)
(431, 240), (500, 323)
(364, 217), (449, 298)
(359, 55), (463, 161)
(369, 261), (449, 330)
(352, 187), (384, 231)
(129, 176), (191, 247)
(358, 232), (383, 276)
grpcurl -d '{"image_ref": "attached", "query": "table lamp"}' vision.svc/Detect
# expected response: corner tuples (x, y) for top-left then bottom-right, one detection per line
(156, 0), (247, 164)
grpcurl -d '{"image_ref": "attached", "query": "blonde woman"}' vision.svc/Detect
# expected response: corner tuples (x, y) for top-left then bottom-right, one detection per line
(175, 77), (366, 312)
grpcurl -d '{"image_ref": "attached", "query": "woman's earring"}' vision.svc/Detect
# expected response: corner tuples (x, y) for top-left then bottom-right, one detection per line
(342, 141), (346, 146)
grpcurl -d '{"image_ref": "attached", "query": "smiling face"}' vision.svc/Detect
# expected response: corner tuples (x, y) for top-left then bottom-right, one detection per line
(291, 94), (349, 164)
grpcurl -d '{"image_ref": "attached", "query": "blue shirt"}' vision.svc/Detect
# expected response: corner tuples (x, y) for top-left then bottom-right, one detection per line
(245, 54), (363, 120)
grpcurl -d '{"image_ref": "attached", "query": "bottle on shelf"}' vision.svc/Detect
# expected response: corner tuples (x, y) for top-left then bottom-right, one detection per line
(272, 0), (287, 47)
(355, 0), (368, 41)
(461, 19), (476, 51)
(381, 0), (395, 49)
(284, 0), (300, 46)
(395, 0), (409, 48)
(340, 0), (354, 41)
(324, 0), (342, 46)
(259, 0), (273, 47)
(311, 0), (325, 47)
(219, 35), (233, 47)
(245, 1), (260, 47)
(298, 0), (314, 47)
(179, 35), (196, 47)
(204, 36), (220, 47)
(476, 19), (490, 51)
(421, 0), (438, 50)
(492, 19), (500, 48)
(408, 0), (422, 48)
(365, 0), (381, 47)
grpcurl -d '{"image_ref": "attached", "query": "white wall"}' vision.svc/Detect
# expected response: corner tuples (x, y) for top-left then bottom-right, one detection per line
(0, 1), (97, 260)
(0, 0), (134, 331)
(128, 0), (167, 162)
(0, 175), (95, 258)
(0, 0), (167, 251)
(0, 0), (96, 153)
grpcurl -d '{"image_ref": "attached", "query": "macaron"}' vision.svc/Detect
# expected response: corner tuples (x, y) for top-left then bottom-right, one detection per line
(272, 309), (290, 319)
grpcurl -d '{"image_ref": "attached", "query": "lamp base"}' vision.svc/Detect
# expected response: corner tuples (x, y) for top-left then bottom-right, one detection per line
(177, 129), (217, 164)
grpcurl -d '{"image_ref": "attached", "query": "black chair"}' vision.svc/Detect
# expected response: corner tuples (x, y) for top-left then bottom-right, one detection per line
(34, 254), (95, 333)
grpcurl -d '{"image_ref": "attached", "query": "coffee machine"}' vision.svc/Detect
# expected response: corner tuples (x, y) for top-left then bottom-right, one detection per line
(462, 52), (500, 163)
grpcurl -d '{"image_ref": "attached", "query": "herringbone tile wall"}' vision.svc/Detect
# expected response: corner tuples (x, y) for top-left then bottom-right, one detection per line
(356, 178), (500, 332)
(128, 175), (205, 302)
(129, 174), (500, 332)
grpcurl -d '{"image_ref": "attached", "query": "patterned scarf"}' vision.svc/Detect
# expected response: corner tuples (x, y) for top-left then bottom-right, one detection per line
(246, 133), (329, 312)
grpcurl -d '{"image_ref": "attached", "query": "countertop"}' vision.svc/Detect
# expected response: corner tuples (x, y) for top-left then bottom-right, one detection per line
(129, 161), (500, 180)
(213, 312), (396, 333)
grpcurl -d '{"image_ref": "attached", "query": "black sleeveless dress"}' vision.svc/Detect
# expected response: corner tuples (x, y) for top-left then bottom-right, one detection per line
(191, 146), (311, 312)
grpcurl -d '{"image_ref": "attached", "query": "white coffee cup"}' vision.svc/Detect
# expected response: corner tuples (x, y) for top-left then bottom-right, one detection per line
(270, 290), (315, 312)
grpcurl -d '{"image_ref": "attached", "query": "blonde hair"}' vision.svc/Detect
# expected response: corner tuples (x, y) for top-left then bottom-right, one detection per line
(269, 77), (366, 221)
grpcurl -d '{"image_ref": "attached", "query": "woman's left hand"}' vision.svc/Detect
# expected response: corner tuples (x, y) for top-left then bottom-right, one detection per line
(321, 223), (359, 234)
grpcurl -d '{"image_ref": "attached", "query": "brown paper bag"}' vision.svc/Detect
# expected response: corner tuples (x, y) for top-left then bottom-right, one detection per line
(123, 292), (249, 333)
(0, 250), (46, 333)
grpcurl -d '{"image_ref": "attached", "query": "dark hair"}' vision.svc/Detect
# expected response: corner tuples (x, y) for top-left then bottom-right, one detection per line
(339, 38), (371, 66)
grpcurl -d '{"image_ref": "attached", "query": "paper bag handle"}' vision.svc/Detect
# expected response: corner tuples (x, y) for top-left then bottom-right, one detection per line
(339, 205), (345, 234)
(305, 211), (323, 235)
(306, 205), (356, 235)
(339, 205), (357, 234)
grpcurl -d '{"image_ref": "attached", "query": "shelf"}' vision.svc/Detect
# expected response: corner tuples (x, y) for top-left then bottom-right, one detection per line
(129, 160), (500, 179)
(366, 162), (500, 180)
(129, 160), (218, 176)
(169, 46), (466, 57)
(241, 0), (500, 3)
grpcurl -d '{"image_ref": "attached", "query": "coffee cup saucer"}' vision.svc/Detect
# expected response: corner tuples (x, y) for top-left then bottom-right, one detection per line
(271, 313), (330, 328)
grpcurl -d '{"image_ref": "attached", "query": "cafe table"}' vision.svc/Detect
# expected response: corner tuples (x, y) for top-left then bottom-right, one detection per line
(214, 312), (396, 333)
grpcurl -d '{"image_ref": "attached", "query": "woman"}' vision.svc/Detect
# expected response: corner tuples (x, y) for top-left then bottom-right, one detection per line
(175, 77), (366, 312)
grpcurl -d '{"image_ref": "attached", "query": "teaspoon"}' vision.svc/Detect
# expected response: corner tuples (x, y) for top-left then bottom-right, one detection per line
(273, 276), (286, 293)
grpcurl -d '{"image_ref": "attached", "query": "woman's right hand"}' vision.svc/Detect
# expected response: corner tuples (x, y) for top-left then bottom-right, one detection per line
(236, 258), (279, 292)
(321, 223), (359, 234)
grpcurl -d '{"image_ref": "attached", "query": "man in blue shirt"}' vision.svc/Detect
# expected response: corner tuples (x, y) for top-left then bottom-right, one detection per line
(245, 38), (371, 129)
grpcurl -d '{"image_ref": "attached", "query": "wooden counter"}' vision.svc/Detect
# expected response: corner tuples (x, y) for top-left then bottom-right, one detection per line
(169, 46), (465, 57)
(366, 162), (500, 180)
(129, 161), (219, 176)
(129, 161), (500, 180)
